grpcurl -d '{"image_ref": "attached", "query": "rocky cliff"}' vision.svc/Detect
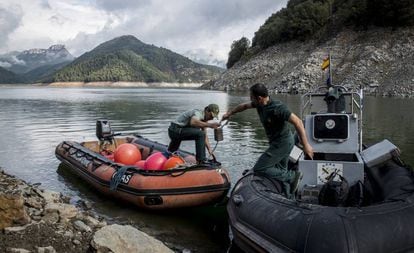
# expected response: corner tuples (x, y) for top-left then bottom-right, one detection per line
(203, 27), (414, 97)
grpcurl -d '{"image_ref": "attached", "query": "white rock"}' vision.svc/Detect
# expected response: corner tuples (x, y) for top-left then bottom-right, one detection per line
(44, 203), (77, 221)
(7, 249), (31, 253)
(91, 224), (173, 253)
(36, 246), (56, 253)
(73, 220), (92, 233)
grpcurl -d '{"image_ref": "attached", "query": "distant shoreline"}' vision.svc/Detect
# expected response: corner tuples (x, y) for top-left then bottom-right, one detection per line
(1, 81), (204, 88)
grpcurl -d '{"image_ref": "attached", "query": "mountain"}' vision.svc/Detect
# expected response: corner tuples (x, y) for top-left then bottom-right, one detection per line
(0, 66), (22, 83)
(49, 35), (223, 83)
(0, 45), (74, 74)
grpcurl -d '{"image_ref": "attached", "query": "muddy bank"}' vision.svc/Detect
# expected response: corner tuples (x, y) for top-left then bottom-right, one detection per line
(0, 168), (174, 253)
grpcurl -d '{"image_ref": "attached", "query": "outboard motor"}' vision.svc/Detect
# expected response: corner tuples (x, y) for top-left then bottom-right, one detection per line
(96, 119), (113, 141)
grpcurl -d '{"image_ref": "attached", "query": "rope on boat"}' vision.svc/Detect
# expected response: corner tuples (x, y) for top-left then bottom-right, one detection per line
(110, 166), (135, 191)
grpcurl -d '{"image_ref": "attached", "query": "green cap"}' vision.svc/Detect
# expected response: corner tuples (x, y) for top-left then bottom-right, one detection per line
(207, 104), (220, 118)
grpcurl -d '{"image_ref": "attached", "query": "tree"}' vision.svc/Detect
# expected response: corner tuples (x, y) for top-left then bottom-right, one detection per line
(226, 37), (250, 69)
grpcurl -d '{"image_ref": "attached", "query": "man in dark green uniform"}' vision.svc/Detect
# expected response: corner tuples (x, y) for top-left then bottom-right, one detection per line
(168, 104), (221, 164)
(222, 83), (314, 198)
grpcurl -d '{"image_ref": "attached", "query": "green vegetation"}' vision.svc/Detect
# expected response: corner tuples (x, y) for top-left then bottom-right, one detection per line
(227, 37), (251, 69)
(253, 0), (330, 49)
(49, 35), (222, 83)
(227, 0), (414, 68)
(53, 50), (172, 82)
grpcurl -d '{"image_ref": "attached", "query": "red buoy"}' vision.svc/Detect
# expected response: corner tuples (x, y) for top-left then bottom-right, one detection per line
(114, 143), (141, 165)
(134, 160), (146, 169)
(144, 152), (168, 170)
(163, 155), (185, 169)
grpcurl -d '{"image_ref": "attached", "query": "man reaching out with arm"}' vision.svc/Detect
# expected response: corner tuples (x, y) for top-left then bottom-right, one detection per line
(222, 83), (313, 198)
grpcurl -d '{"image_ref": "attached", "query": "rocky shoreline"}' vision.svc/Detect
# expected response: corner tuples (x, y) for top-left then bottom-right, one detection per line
(203, 27), (414, 98)
(0, 168), (174, 253)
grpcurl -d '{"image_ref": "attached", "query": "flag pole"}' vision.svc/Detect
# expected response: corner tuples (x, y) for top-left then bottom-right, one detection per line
(328, 52), (332, 87)
(327, 1), (332, 87)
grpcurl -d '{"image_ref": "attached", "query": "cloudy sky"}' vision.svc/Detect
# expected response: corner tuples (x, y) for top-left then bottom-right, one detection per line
(0, 0), (287, 67)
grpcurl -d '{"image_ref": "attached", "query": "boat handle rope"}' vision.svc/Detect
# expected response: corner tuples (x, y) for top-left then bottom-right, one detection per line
(170, 170), (187, 177)
(110, 166), (136, 191)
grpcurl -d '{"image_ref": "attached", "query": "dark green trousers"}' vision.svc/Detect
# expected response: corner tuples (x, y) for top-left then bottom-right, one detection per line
(253, 135), (295, 197)
(168, 123), (206, 162)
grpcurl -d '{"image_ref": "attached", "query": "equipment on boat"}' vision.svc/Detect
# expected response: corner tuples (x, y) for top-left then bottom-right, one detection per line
(96, 119), (114, 141)
(227, 85), (414, 252)
(214, 120), (228, 142)
(113, 143), (141, 165)
(163, 155), (185, 170)
(144, 152), (168, 170)
(134, 160), (146, 169)
(298, 86), (364, 202)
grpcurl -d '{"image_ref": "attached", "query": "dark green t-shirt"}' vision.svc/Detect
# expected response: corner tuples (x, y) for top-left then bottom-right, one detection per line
(255, 98), (292, 143)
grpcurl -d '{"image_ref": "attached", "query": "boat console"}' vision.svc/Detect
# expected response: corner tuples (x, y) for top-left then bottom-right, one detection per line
(296, 86), (365, 202)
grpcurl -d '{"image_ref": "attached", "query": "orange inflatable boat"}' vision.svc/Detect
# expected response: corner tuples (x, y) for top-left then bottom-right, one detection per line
(55, 135), (230, 210)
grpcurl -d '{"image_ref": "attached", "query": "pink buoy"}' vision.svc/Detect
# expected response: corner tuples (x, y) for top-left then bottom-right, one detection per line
(144, 152), (168, 170)
(134, 160), (146, 169)
(114, 143), (141, 165)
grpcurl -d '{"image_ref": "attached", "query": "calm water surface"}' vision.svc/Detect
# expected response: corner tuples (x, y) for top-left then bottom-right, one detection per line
(0, 87), (413, 252)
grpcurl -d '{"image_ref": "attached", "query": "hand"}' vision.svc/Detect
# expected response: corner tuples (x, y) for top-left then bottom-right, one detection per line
(303, 144), (314, 160)
(209, 122), (221, 129)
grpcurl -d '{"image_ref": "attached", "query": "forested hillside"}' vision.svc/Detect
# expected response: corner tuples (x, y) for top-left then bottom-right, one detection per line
(227, 0), (414, 68)
(47, 35), (223, 83)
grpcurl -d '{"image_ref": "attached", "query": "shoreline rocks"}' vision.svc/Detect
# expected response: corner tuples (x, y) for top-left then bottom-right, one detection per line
(0, 168), (173, 253)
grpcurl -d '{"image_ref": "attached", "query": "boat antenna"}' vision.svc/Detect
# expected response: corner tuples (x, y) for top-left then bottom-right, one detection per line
(359, 83), (364, 152)
(327, 0), (333, 88)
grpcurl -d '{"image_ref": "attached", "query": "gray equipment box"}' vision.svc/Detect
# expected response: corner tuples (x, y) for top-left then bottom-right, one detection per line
(298, 152), (364, 191)
(361, 139), (400, 168)
(304, 114), (359, 154)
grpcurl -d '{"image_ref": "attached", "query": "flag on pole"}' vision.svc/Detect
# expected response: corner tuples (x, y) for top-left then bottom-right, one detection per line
(321, 57), (330, 70)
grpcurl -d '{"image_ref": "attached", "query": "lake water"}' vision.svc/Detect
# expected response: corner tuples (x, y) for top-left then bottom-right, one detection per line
(0, 87), (413, 252)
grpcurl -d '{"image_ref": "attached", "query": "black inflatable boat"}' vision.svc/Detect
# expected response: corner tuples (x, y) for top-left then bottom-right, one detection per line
(227, 86), (414, 252)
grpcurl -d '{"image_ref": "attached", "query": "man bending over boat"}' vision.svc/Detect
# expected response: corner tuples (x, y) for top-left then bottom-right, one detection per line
(168, 104), (221, 165)
(222, 83), (314, 198)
